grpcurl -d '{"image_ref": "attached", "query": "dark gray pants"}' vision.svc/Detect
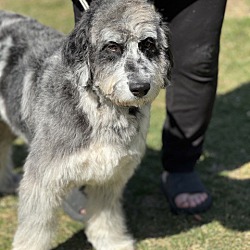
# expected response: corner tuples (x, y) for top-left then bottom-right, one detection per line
(157, 0), (227, 172)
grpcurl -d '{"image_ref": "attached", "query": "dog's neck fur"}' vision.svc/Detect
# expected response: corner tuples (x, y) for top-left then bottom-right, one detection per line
(76, 82), (150, 146)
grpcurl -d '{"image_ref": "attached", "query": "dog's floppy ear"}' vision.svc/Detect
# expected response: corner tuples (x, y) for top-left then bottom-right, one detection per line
(62, 14), (91, 67)
(159, 22), (173, 88)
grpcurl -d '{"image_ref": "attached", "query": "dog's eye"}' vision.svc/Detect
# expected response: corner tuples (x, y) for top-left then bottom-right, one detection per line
(143, 38), (156, 50)
(105, 42), (123, 54)
(139, 37), (158, 57)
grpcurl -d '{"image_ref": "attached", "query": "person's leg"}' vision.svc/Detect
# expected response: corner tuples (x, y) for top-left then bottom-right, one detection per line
(156, 0), (227, 212)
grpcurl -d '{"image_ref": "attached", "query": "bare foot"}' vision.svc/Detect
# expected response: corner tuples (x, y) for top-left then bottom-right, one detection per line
(162, 171), (209, 210)
(175, 192), (208, 209)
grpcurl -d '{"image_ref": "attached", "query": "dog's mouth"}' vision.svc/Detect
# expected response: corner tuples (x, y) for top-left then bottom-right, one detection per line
(97, 80), (158, 108)
(110, 97), (149, 108)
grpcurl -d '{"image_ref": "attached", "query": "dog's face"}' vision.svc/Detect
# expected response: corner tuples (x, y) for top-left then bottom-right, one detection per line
(64, 0), (172, 107)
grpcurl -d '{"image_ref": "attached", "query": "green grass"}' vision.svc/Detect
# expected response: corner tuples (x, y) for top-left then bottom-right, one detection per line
(0, 0), (250, 249)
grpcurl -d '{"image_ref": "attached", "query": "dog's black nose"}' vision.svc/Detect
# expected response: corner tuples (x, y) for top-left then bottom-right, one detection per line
(129, 82), (150, 97)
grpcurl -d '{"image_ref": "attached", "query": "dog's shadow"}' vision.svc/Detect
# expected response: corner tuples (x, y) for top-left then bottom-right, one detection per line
(15, 82), (250, 249)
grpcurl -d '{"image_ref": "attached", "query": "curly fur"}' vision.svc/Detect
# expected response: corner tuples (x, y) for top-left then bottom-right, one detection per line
(0, 1), (172, 249)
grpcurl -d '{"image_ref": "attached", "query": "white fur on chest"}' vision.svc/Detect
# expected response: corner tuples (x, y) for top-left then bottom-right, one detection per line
(82, 133), (145, 184)
(58, 105), (150, 186)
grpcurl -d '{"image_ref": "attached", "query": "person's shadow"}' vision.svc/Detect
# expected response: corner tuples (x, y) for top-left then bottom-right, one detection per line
(13, 82), (250, 249)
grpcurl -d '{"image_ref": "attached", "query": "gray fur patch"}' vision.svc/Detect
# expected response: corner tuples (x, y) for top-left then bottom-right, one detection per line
(0, 2), (172, 249)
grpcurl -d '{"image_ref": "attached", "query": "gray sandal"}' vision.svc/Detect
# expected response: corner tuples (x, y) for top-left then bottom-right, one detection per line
(161, 171), (212, 215)
(63, 187), (87, 222)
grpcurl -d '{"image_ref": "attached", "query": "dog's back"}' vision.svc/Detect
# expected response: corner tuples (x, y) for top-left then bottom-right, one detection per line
(0, 11), (63, 77)
(0, 11), (63, 139)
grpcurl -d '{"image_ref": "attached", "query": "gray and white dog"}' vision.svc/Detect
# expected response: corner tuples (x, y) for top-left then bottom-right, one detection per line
(0, 0), (172, 249)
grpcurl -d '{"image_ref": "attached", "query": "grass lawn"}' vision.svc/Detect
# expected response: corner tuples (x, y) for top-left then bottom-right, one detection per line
(0, 0), (250, 249)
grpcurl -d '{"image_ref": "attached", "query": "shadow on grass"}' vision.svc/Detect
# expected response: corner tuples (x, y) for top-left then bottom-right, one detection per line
(11, 82), (250, 248)
(127, 82), (250, 239)
(52, 231), (92, 250)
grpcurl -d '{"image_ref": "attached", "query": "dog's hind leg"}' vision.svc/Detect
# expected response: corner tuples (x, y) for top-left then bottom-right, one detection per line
(85, 182), (135, 250)
(0, 121), (19, 194)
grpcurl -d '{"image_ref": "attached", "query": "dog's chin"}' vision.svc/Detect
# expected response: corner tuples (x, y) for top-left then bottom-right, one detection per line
(110, 96), (151, 108)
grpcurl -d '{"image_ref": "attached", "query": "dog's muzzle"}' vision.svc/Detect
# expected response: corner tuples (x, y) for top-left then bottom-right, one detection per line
(129, 82), (150, 97)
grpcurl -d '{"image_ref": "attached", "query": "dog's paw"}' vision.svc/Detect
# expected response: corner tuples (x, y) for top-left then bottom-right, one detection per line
(94, 242), (135, 250)
(111, 240), (135, 250)
(88, 236), (135, 250)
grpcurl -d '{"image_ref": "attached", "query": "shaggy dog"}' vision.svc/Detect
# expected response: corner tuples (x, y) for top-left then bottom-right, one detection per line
(0, 0), (172, 249)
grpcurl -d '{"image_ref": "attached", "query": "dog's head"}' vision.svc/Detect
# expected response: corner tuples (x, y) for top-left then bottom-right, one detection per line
(63, 0), (172, 107)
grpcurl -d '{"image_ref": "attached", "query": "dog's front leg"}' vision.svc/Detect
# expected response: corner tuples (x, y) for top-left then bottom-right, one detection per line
(12, 157), (64, 250)
(85, 182), (135, 250)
